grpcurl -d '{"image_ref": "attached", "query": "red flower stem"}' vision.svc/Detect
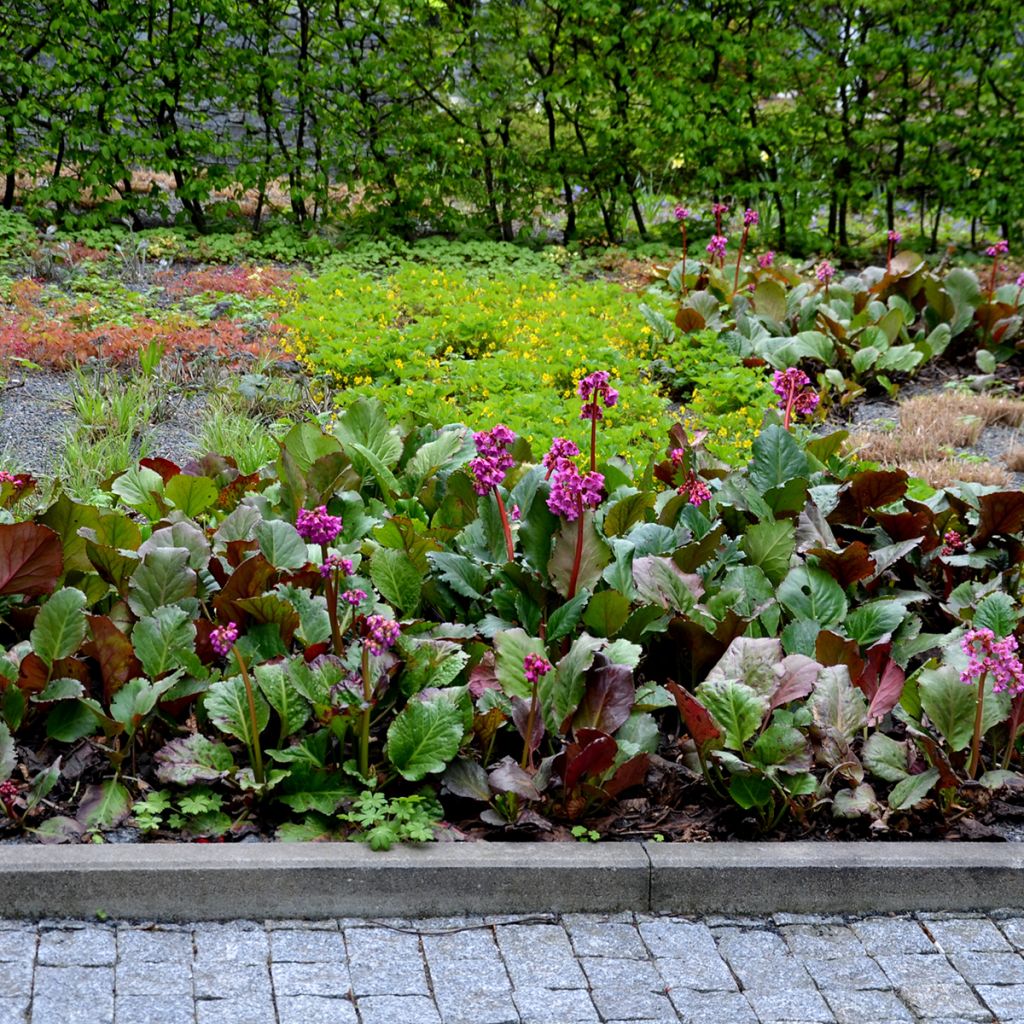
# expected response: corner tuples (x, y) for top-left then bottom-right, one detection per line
(989, 256), (999, 297)
(589, 402), (598, 472)
(358, 645), (372, 779)
(232, 646), (264, 785)
(567, 497), (585, 600)
(733, 226), (749, 296)
(494, 489), (515, 563)
(520, 674), (540, 771)
(783, 383), (795, 431)
(886, 240), (893, 275)
(969, 672), (986, 780)
(681, 223), (689, 297)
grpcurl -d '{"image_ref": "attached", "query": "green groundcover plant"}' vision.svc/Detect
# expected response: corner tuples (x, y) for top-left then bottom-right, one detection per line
(1, 366), (1024, 846)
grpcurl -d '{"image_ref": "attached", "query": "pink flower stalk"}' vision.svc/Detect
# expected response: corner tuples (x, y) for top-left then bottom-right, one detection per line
(578, 370), (618, 471)
(320, 554), (354, 579)
(743, 208), (759, 227)
(886, 230), (902, 274)
(757, 251), (775, 270)
(711, 202), (729, 233)
(677, 471), (712, 506)
(734, 212), (758, 294)
(772, 368), (819, 429)
(470, 424), (517, 562)
(296, 506), (343, 545)
(547, 463), (604, 521)
(210, 622), (239, 657)
(1016, 272), (1024, 308)
(524, 653), (553, 685)
(961, 626), (1024, 776)
(706, 235), (728, 267)
(544, 437), (581, 479)
(986, 240), (1010, 295)
(669, 447), (686, 466)
(469, 424), (516, 496)
(674, 206), (690, 221)
(0, 779), (18, 817)
(815, 260), (835, 284)
(342, 588), (367, 606)
(676, 207), (691, 295)
(364, 615), (401, 657)
(0, 471), (27, 488)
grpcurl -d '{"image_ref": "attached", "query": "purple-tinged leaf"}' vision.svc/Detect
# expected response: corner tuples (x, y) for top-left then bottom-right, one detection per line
(572, 655), (634, 734)
(511, 696), (545, 754)
(0, 523), (63, 597)
(769, 654), (820, 711)
(488, 756), (541, 799)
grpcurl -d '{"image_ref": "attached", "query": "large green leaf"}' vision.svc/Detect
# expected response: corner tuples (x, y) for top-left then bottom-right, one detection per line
(845, 602), (907, 647)
(205, 676), (270, 748)
(748, 425), (809, 493)
(0, 721), (15, 779)
(155, 734), (235, 785)
(254, 662), (310, 740)
(370, 547), (423, 615)
(974, 592), (1018, 638)
(918, 665), (1010, 751)
(778, 566), (847, 626)
(127, 548), (197, 617)
(78, 780), (132, 830)
(632, 556), (701, 615)
(862, 733), (910, 782)
(493, 629), (546, 699)
(542, 633), (604, 734)
(111, 465), (164, 521)
(547, 591), (590, 645)
(31, 588), (87, 668)
(429, 551), (491, 601)
(888, 768), (940, 810)
(694, 678), (767, 750)
(256, 520), (309, 570)
(809, 665), (867, 743)
(132, 606), (200, 678)
(402, 429), (469, 494)
(740, 520), (795, 585)
(110, 676), (177, 733)
(164, 475), (217, 517)
(386, 697), (465, 781)
(582, 590), (632, 638)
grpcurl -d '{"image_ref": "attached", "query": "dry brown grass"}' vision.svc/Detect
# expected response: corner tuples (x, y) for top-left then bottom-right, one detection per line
(849, 390), (1024, 488)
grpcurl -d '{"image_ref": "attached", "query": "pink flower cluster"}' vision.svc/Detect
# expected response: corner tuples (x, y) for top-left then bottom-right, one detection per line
(320, 554), (354, 579)
(524, 653), (553, 685)
(210, 622), (239, 657)
(677, 471), (712, 506)
(342, 588), (367, 606)
(711, 202), (730, 217)
(887, 229), (902, 244)
(543, 437), (580, 478)
(757, 251), (775, 269)
(960, 627), (1024, 695)
(674, 206), (690, 221)
(365, 614), (401, 657)
(743, 208), (759, 227)
(547, 462), (604, 520)
(0, 471), (29, 489)
(296, 506), (343, 545)
(577, 371), (619, 421)
(986, 240), (1010, 258)
(815, 260), (835, 284)
(772, 368), (820, 417)
(941, 530), (965, 556)
(470, 424), (516, 496)
(706, 235), (728, 261)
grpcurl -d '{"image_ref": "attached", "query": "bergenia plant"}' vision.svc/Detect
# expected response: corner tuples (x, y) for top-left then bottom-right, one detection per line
(734, 208), (758, 295)
(675, 205), (690, 296)
(886, 229), (902, 274)
(960, 628), (1024, 776)
(985, 239), (1009, 296)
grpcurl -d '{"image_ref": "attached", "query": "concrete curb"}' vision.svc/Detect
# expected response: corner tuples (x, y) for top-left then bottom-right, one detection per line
(0, 842), (1022, 920)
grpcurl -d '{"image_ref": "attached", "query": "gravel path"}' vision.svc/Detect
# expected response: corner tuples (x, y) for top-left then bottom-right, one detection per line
(1, 909), (1023, 1023)
(0, 372), (208, 477)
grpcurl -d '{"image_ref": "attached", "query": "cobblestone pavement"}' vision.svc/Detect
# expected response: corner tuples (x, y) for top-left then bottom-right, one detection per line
(2, 910), (1024, 1024)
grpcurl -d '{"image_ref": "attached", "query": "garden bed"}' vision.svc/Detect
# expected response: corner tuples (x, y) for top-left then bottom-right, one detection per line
(3, 220), (1024, 851)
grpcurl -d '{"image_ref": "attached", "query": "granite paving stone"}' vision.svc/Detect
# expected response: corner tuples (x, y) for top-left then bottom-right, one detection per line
(275, 995), (358, 1024)
(729, 954), (817, 990)
(997, 917), (1024, 951)
(422, 926), (503, 962)
(270, 929), (346, 962)
(654, 950), (738, 991)
(715, 927), (789, 962)
(30, 996), (114, 1024)
(355, 994), (442, 1024)
(344, 927), (429, 996)
(924, 917), (1012, 952)
(193, 924), (269, 964)
(496, 923), (587, 990)
(116, 927), (193, 962)
(851, 916), (935, 954)
(638, 918), (719, 958)
(875, 953), (968, 987)
(36, 927), (115, 966)
(0, 930), (37, 963)
(976, 984), (1024, 1019)
(801, 955), (890, 990)
(948, 950), (1024, 985)
(270, 961), (351, 997)
(116, 957), (193, 995)
(114, 995), (196, 1024)
(510, 987), (599, 1024)
(0, 1000), (28, 1024)
(781, 925), (865, 959)
(196, 999), (277, 1024)
(192, 962), (272, 1000)
(895, 982), (992, 1020)
(743, 986), (836, 1023)
(0, 962), (33, 997)
(820, 987), (915, 1024)
(563, 915), (648, 958)
(668, 989), (759, 1024)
